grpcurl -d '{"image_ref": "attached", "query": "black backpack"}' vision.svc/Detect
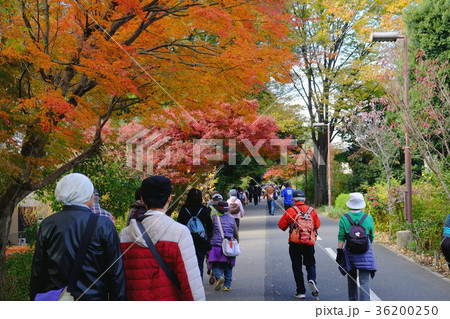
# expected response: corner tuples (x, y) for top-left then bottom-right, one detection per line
(344, 213), (369, 254)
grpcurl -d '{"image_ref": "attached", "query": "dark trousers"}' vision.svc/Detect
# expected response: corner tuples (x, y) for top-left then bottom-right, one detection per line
(195, 248), (207, 279)
(284, 203), (293, 210)
(441, 237), (450, 268)
(288, 242), (316, 294)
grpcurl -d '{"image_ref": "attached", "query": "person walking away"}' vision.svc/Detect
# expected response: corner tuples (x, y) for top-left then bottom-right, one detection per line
(119, 176), (205, 301)
(441, 213), (450, 269)
(208, 201), (239, 291)
(177, 188), (214, 278)
(278, 190), (320, 299)
(263, 184), (276, 215)
(126, 188), (147, 226)
(335, 192), (376, 301)
(227, 189), (244, 230)
(207, 192), (223, 209)
(228, 184), (240, 200)
(30, 173), (126, 301)
(238, 187), (248, 206)
(281, 182), (295, 210)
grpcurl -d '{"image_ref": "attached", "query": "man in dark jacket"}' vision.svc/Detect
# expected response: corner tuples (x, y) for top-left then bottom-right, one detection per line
(30, 173), (126, 301)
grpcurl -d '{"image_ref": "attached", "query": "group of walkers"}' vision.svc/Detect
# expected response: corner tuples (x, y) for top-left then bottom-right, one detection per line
(30, 173), (245, 301)
(28, 173), (450, 301)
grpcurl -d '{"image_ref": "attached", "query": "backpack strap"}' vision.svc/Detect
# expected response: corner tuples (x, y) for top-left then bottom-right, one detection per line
(195, 207), (203, 217)
(359, 213), (368, 225)
(68, 213), (99, 293)
(345, 213), (367, 225)
(344, 213), (355, 225)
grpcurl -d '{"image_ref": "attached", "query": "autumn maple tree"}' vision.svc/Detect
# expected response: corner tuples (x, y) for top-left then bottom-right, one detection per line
(0, 0), (293, 298)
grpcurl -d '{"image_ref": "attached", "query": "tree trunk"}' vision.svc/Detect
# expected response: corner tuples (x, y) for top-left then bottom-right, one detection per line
(0, 184), (31, 300)
(312, 133), (328, 207)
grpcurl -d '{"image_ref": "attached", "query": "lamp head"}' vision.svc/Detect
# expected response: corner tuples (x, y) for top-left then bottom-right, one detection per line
(370, 32), (399, 42)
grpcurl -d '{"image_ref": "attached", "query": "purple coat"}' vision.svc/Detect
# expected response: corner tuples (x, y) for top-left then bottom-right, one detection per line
(208, 213), (237, 267)
(341, 241), (377, 275)
(210, 213), (236, 246)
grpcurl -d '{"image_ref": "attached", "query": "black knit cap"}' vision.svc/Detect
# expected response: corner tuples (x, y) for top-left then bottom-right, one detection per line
(141, 176), (172, 200)
(216, 200), (229, 213)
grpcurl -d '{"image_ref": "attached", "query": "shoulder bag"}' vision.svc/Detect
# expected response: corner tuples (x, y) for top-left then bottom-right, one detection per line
(136, 220), (181, 291)
(216, 215), (240, 257)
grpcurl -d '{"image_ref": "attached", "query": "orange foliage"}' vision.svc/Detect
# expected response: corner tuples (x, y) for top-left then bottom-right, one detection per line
(0, 0), (293, 188)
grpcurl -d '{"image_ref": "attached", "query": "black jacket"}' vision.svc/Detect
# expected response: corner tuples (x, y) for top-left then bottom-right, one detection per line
(177, 205), (213, 251)
(30, 205), (126, 300)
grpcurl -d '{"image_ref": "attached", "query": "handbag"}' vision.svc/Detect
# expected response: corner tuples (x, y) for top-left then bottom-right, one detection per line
(34, 213), (99, 301)
(136, 219), (181, 291)
(216, 215), (240, 257)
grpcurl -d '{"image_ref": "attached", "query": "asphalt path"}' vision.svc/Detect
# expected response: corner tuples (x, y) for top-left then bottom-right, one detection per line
(205, 198), (450, 301)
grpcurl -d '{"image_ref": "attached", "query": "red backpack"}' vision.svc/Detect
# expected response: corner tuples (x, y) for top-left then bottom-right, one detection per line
(289, 205), (316, 245)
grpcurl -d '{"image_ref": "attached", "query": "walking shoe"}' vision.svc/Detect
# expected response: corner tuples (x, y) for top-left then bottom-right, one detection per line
(223, 287), (230, 291)
(294, 293), (306, 299)
(209, 272), (215, 285)
(215, 277), (225, 291)
(308, 280), (319, 297)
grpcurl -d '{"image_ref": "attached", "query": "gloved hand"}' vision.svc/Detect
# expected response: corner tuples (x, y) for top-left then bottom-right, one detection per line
(336, 248), (344, 265)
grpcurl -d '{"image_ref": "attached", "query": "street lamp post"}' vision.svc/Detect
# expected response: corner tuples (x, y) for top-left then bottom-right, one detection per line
(313, 122), (331, 208)
(371, 32), (413, 224)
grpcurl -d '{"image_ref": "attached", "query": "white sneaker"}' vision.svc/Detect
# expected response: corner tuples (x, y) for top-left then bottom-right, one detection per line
(308, 280), (319, 297)
(294, 293), (306, 299)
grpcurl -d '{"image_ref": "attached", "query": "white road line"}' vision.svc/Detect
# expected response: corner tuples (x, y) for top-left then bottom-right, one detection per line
(325, 247), (382, 301)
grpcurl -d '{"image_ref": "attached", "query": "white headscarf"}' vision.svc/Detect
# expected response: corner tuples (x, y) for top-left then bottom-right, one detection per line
(55, 173), (94, 205)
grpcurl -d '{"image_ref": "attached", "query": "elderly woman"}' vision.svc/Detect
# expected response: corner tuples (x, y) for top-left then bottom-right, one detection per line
(336, 192), (376, 301)
(30, 173), (126, 301)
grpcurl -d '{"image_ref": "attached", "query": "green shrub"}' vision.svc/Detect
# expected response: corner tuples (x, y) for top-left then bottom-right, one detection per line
(364, 177), (447, 254)
(3, 250), (34, 301)
(320, 205), (347, 220)
(334, 193), (349, 210)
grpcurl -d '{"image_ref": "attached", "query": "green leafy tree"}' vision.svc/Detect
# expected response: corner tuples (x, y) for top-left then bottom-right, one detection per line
(285, 0), (409, 206)
(405, 0), (450, 63)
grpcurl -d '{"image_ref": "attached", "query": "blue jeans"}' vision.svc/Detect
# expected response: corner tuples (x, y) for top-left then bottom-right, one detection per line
(212, 262), (233, 288)
(267, 200), (275, 215)
(288, 243), (316, 294)
(347, 269), (371, 301)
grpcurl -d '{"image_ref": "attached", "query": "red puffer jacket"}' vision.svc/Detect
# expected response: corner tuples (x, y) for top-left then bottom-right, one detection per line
(119, 211), (205, 301)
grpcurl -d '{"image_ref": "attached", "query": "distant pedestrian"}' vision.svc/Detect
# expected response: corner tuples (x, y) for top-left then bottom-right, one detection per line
(92, 188), (115, 223)
(177, 188), (214, 278)
(238, 187), (248, 206)
(119, 176), (205, 301)
(208, 201), (239, 291)
(207, 192), (223, 210)
(281, 182), (295, 210)
(335, 192), (376, 301)
(126, 188), (147, 226)
(278, 190), (320, 299)
(30, 173), (126, 301)
(227, 189), (245, 229)
(441, 213), (450, 269)
(263, 184), (276, 215)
